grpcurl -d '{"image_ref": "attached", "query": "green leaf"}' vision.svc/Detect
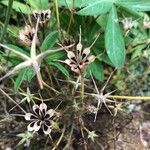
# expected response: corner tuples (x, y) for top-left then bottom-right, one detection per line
(88, 59), (104, 80)
(117, 0), (150, 12)
(77, 0), (113, 16)
(14, 68), (35, 91)
(28, 0), (49, 9)
(26, 68), (35, 82)
(0, 22), (19, 37)
(96, 15), (107, 30)
(1, 1), (31, 14)
(5, 44), (30, 57)
(40, 31), (59, 51)
(14, 68), (27, 91)
(49, 62), (69, 77)
(45, 51), (65, 61)
(105, 6), (125, 68)
(58, 0), (86, 8)
(97, 54), (114, 66)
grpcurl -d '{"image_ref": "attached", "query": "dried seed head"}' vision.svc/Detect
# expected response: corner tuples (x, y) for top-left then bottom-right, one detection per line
(33, 9), (51, 24)
(62, 28), (99, 74)
(24, 103), (59, 135)
(19, 25), (39, 46)
(121, 18), (133, 31)
(65, 46), (95, 74)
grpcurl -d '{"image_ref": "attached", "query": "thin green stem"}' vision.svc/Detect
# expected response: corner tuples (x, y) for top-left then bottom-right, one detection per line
(108, 95), (150, 101)
(0, 0), (13, 43)
(66, 0), (75, 37)
(54, 0), (60, 32)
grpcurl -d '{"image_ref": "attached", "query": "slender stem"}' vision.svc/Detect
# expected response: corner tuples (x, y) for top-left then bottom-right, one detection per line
(0, 88), (26, 114)
(78, 93), (150, 101)
(80, 74), (84, 101)
(107, 95), (150, 101)
(63, 125), (74, 150)
(54, 0), (60, 31)
(66, 0), (75, 37)
(0, 0), (13, 43)
(52, 125), (66, 150)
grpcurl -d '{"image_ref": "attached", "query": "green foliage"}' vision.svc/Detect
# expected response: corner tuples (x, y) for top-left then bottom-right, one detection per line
(28, 0), (49, 9)
(1, 0), (31, 14)
(0, 0), (150, 83)
(77, 0), (113, 15)
(117, 0), (150, 11)
(14, 68), (28, 91)
(105, 6), (125, 68)
(40, 31), (59, 51)
(88, 59), (104, 81)
(49, 61), (69, 77)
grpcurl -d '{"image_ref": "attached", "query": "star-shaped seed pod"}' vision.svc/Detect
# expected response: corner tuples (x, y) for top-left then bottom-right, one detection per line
(33, 10), (51, 24)
(19, 25), (39, 46)
(63, 29), (99, 74)
(25, 103), (59, 135)
(86, 72), (116, 122)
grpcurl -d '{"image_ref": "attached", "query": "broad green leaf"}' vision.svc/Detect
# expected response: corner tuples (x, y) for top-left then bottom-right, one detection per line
(87, 59), (104, 80)
(14, 68), (27, 91)
(1, 1), (31, 14)
(49, 62), (69, 77)
(105, 6), (125, 68)
(28, 0), (49, 9)
(77, 0), (113, 16)
(117, 0), (150, 12)
(40, 31), (59, 51)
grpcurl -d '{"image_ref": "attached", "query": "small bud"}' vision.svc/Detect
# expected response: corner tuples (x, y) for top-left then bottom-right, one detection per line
(76, 42), (83, 51)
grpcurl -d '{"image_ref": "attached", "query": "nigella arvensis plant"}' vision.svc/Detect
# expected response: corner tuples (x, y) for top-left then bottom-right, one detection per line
(19, 25), (39, 46)
(25, 103), (59, 135)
